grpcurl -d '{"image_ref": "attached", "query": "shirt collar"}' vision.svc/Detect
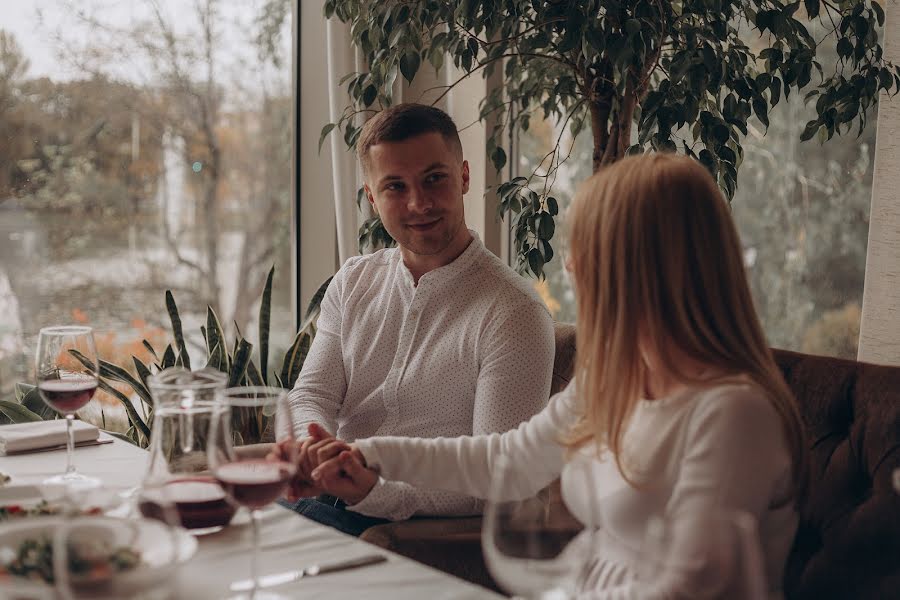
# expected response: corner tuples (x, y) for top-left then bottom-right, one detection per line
(395, 229), (485, 288)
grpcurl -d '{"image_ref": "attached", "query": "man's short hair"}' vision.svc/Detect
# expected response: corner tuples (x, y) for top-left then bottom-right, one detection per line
(357, 103), (463, 175)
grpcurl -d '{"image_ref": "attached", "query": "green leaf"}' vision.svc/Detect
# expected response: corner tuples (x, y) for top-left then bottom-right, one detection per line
(165, 291), (190, 370)
(70, 348), (155, 411)
(133, 357), (154, 390)
(280, 331), (311, 390)
(799, 120), (820, 142)
(20, 384), (54, 420)
(873, 2), (885, 26)
(399, 51), (420, 83)
(14, 382), (33, 403)
(246, 359), (265, 386)
(837, 38), (853, 59)
(527, 248), (544, 279)
(540, 240), (554, 263)
(206, 307), (229, 371)
(206, 341), (225, 371)
(0, 400), (42, 423)
(547, 197), (559, 217)
(318, 123), (336, 153)
(538, 213), (555, 240)
(491, 146), (507, 171)
(161, 345), (177, 369)
(97, 380), (151, 441)
(801, 0), (819, 17)
(304, 276), (334, 321)
(259, 265), (274, 385)
(362, 85), (377, 107)
(228, 339), (253, 388)
(752, 96), (769, 128)
(142, 340), (159, 361)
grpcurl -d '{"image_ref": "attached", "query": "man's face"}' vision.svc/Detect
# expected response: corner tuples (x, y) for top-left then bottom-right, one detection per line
(364, 132), (470, 260)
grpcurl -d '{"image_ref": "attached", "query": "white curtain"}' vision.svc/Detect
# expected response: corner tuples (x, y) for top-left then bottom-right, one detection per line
(326, 19), (371, 265)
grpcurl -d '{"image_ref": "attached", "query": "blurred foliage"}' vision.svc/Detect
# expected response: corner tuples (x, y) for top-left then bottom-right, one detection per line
(523, 17), (872, 357)
(802, 302), (861, 358)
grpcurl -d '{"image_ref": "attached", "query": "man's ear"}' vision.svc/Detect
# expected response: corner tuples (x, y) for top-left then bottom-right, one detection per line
(364, 184), (378, 214)
(461, 160), (470, 195)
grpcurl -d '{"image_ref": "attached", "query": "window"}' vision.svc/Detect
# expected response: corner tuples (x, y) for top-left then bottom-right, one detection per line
(516, 25), (872, 360)
(0, 1), (294, 427)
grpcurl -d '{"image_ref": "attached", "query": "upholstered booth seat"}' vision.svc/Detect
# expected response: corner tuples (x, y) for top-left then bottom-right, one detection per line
(361, 325), (900, 599)
(775, 349), (900, 599)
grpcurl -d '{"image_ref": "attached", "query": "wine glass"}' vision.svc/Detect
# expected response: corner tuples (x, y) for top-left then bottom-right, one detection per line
(35, 325), (101, 489)
(637, 508), (767, 599)
(482, 454), (592, 600)
(208, 386), (298, 599)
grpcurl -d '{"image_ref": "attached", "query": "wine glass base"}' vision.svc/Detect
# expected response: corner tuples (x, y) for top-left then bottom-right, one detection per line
(43, 472), (102, 490)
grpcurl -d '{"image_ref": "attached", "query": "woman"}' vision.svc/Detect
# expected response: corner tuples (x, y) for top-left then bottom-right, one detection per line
(306, 153), (807, 598)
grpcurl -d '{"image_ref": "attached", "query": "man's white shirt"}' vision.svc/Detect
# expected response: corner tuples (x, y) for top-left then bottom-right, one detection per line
(288, 232), (555, 520)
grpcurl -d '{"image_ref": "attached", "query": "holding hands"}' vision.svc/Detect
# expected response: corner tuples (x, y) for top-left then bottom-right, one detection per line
(269, 423), (378, 505)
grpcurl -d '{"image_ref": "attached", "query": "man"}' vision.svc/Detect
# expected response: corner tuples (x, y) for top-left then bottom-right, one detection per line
(284, 103), (554, 535)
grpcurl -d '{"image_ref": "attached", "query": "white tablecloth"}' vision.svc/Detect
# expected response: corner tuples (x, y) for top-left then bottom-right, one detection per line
(0, 439), (502, 599)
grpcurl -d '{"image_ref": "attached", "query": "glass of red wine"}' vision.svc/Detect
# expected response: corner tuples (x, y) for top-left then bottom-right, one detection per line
(35, 325), (101, 489)
(208, 386), (297, 599)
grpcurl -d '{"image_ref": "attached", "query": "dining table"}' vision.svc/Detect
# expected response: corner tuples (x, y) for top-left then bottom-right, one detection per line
(0, 438), (504, 599)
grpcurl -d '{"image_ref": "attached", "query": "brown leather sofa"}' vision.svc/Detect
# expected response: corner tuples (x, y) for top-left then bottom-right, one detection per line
(360, 323), (900, 599)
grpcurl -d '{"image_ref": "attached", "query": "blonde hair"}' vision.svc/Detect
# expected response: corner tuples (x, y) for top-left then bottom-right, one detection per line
(566, 153), (807, 502)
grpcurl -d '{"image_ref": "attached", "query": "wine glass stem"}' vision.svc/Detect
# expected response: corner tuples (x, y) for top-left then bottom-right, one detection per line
(250, 508), (261, 596)
(65, 413), (76, 476)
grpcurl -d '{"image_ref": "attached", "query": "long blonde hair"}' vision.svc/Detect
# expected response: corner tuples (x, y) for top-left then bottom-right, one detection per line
(566, 153), (807, 501)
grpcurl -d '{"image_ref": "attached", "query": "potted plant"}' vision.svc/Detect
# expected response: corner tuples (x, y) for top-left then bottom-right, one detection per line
(323, 0), (898, 277)
(0, 268), (332, 447)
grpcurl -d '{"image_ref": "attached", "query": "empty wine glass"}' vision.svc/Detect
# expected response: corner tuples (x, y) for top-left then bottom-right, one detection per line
(482, 454), (591, 600)
(35, 325), (100, 489)
(208, 386), (298, 599)
(637, 508), (767, 599)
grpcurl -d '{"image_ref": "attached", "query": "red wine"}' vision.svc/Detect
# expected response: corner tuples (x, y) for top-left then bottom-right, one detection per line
(214, 460), (295, 509)
(139, 477), (237, 530)
(38, 379), (97, 413)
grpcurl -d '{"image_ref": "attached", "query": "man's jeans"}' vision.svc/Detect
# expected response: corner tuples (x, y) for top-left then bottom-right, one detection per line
(279, 496), (390, 537)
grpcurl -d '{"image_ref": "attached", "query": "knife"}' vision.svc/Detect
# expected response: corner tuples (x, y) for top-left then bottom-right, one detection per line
(230, 553), (388, 592)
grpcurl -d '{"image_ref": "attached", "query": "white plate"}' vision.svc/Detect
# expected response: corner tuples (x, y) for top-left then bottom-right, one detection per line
(0, 515), (197, 594)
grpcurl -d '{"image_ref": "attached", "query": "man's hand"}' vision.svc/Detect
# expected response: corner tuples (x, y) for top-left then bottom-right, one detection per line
(310, 444), (378, 506)
(266, 423), (334, 501)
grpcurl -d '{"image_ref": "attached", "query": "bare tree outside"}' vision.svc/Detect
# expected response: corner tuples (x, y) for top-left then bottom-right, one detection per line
(0, 0), (293, 417)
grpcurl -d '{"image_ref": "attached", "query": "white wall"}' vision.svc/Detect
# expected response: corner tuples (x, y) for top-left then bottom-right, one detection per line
(859, 0), (900, 364)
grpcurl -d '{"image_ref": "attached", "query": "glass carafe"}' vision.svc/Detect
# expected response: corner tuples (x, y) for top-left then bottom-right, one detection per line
(141, 367), (237, 534)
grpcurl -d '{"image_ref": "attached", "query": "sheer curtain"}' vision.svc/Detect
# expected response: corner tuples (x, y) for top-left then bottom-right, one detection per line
(859, 0), (900, 365)
(325, 19), (371, 265)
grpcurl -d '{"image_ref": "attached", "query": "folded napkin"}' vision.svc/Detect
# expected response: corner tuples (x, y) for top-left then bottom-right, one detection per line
(0, 420), (99, 455)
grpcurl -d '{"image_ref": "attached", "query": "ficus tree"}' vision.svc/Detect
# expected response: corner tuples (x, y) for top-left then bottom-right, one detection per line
(323, 0), (899, 278)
